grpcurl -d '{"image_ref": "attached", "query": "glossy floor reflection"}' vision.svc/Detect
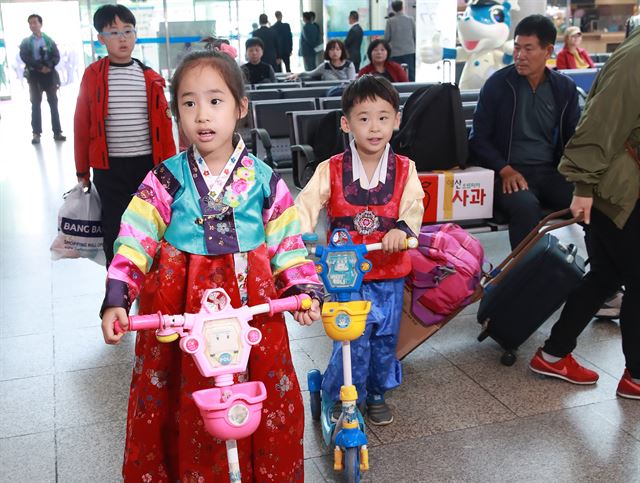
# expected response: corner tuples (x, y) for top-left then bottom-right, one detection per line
(1, 89), (638, 483)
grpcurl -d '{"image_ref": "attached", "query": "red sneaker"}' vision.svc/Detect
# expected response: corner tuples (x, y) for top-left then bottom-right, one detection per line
(529, 348), (599, 385)
(617, 370), (640, 400)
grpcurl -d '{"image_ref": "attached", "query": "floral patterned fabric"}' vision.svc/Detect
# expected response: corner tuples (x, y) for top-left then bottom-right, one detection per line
(122, 241), (305, 482)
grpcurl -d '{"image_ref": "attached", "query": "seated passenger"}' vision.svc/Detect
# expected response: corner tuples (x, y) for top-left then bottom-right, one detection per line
(556, 26), (595, 70)
(357, 39), (408, 83)
(288, 39), (356, 81)
(241, 37), (276, 85)
(469, 14), (580, 249)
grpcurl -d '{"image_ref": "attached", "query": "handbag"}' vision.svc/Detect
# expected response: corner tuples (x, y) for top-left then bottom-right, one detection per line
(50, 182), (105, 265)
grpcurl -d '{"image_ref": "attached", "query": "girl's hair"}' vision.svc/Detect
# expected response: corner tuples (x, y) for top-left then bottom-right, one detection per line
(324, 39), (347, 61)
(170, 50), (246, 121)
(367, 39), (391, 62)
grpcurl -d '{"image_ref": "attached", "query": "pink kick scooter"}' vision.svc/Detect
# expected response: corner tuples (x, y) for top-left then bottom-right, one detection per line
(116, 288), (311, 483)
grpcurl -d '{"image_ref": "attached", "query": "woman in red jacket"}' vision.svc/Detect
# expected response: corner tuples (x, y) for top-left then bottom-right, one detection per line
(556, 26), (595, 69)
(358, 39), (409, 82)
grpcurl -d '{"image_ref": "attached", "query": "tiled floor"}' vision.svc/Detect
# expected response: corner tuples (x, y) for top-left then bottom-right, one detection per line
(1, 86), (638, 483)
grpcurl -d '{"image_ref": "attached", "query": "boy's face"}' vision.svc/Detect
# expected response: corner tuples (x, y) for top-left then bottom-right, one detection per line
(246, 45), (263, 64)
(28, 18), (42, 36)
(98, 15), (137, 64)
(341, 96), (400, 161)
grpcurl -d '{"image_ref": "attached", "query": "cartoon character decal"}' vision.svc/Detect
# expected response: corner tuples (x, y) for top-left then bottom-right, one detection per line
(422, 0), (520, 90)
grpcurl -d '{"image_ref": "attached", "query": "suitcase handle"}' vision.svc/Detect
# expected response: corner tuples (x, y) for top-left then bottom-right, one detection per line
(483, 208), (583, 287)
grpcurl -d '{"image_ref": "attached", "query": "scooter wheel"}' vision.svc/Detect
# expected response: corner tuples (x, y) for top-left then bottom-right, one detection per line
(343, 447), (360, 483)
(501, 351), (517, 366)
(310, 391), (321, 421)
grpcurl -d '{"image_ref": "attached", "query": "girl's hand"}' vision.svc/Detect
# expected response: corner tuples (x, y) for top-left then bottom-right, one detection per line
(381, 228), (407, 253)
(101, 307), (128, 345)
(293, 298), (321, 326)
(287, 73), (299, 81)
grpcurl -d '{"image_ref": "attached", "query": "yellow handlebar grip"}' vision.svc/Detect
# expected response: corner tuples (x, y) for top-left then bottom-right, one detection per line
(301, 298), (312, 310)
(406, 237), (418, 249)
(156, 332), (179, 343)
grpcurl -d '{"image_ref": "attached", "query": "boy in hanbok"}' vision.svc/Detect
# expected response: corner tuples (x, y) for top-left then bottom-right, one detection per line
(296, 75), (424, 425)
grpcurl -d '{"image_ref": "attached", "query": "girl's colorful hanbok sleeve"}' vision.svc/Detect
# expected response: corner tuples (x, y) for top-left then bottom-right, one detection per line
(263, 172), (324, 301)
(101, 165), (179, 314)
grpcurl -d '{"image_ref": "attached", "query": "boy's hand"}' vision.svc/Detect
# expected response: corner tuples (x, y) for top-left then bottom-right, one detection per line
(101, 307), (128, 345)
(293, 298), (321, 326)
(77, 176), (90, 188)
(381, 228), (407, 253)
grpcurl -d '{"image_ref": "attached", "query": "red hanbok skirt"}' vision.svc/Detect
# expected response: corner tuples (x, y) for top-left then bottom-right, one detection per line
(121, 241), (304, 482)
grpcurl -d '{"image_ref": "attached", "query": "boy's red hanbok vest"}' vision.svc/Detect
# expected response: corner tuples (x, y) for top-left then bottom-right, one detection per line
(327, 151), (412, 280)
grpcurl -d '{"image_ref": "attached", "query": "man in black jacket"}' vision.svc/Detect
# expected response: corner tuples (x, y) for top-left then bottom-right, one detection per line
(345, 11), (363, 71)
(19, 13), (65, 144)
(272, 11), (292, 72)
(252, 14), (280, 71)
(469, 15), (580, 249)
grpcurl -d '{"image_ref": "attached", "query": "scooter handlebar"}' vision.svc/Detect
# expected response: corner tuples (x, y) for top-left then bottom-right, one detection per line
(114, 312), (166, 335)
(365, 236), (418, 253)
(268, 293), (312, 316)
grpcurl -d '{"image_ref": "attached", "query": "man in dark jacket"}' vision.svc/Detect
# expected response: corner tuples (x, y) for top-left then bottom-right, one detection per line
(300, 11), (321, 71)
(469, 15), (580, 249)
(272, 11), (293, 72)
(252, 14), (280, 71)
(345, 10), (364, 71)
(19, 13), (65, 144)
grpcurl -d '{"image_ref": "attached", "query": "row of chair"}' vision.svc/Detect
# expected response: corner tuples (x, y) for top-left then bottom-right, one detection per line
(244, 87), (481, 173)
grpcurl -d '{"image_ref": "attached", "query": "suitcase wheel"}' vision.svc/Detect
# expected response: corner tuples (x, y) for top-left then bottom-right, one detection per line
(500, 351), (517, 366)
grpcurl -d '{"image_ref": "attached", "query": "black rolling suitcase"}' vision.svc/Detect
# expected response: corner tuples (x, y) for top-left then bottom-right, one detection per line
(477, 210), (586, 366)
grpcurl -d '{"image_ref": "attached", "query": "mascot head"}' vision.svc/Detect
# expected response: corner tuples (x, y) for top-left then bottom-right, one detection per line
(458, 0), (519, 53)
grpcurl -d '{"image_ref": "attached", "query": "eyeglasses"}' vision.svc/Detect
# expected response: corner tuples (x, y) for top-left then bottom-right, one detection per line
(101, 28), (136, 39)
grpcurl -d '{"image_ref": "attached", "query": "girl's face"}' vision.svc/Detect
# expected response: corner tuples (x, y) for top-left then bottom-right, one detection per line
(328, 44), (343, 62)
(177, 64), (248, 163)
(371, 44), (388, 64)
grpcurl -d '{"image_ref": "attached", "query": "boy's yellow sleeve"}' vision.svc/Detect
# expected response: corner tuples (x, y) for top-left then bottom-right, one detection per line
(398, 161), (425, 237)
(294, 160), (332, 234)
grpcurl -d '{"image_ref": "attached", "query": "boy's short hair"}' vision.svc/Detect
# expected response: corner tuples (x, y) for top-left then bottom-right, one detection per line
(514, 14), (557, 47)
(341, 74), (400, 117)
(259, 14), (268, 25)
(28, 14), (43, 25)
(245, 37), (264, 50)
(391, 1), (403, 13)
(93, 4), (136, 32)
(349, 11), (359, 21)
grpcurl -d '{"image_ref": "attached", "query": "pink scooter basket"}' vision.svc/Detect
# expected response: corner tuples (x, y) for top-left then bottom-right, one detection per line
(193, 381), (267, 440)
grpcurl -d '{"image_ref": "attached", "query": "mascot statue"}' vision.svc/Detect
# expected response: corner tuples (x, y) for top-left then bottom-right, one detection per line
(421, 0), (520, 90)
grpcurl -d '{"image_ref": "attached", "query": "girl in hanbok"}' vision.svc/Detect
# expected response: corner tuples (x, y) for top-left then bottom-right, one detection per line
(100, 49), (322, 482)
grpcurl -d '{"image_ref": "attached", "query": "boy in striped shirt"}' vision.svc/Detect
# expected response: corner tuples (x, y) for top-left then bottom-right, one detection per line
(74, 4), (176, 265)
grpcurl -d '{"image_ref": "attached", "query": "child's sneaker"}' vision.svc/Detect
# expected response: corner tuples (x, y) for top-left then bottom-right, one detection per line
(367, 401), (393, 425)
(529, 348), (599, 385)
(617, 369), (640, 400)
(366, 395), (393, 426)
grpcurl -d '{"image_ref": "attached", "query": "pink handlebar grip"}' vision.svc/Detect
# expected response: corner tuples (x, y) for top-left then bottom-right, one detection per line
(268, 294), (312, 316)
(128, 312), (164, 331)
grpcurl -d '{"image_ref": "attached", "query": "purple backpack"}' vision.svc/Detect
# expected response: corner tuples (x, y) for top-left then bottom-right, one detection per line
(408, 224), (484, 326)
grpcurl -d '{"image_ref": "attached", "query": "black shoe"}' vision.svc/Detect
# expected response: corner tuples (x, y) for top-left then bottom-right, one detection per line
(31, 134), (41, 144)
(367, 401), (394, 426)
(54, 133), (67, 142)
(331, 402), (342, 423)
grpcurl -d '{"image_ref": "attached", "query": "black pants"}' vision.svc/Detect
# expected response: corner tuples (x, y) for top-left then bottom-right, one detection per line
(28, 73), (62, 135)
(280, 55), (291, 73)
(494, 164), (573, 249)
(543, 202), (640, 379)
(303, 55), (317, 71)
(391, 53), (416, 82)
(92, 155), (154, 266)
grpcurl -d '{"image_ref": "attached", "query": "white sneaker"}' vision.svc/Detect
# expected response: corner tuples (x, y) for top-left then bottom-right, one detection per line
(595, 291), (623, 320)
